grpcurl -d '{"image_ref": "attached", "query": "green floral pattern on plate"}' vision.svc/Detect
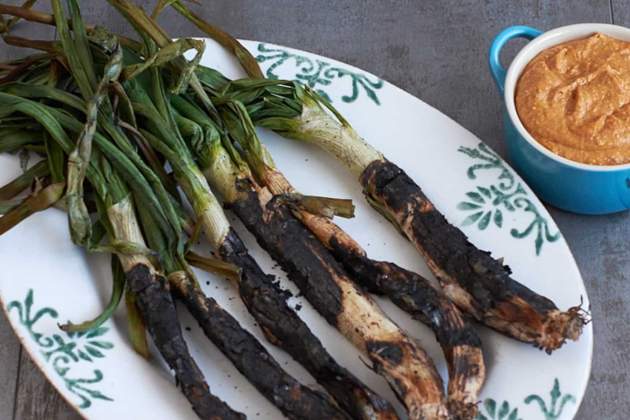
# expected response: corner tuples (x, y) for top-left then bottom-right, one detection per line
(457, 142), (560, 255)
(525, 378), (577, 420)
(8, 289), (114, 409)
(477, 399), (521, 420)
(477, 378), (575, 420)
(255, 43), (384, 105)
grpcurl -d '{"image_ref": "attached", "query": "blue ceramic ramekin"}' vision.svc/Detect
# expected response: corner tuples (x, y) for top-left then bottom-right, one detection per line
(489, 24), (630, 215)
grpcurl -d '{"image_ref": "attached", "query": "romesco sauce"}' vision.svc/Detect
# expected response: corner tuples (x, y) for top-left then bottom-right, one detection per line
(516, 33), (630, 165)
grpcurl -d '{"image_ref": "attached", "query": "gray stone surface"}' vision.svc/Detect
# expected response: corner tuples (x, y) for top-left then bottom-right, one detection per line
(13, 350), (81, 420)
(0, 0), (627, 418)
(0, 311), (20, 420)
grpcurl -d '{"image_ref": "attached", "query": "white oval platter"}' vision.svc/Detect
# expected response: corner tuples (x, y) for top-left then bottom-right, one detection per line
(0, 38), (592, 420)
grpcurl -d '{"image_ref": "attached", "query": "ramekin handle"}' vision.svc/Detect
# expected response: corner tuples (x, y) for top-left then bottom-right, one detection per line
(489, 25), (542, 94)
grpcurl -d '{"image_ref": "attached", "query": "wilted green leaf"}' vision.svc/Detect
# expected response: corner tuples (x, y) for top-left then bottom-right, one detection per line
(0, 182), (64, 236)
(60, 257), (124, 333)
(0, 160), (48, 200)
(186, 251), (241, 282)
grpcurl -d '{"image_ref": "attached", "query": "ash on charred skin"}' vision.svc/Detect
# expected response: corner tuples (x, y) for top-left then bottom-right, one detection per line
(438, 322), (482, 351)
(360, 160), (586, 348)
(366, 341), (403, 365)
(228, 180), (450, 418)
(449, 401), (479, 420)
(219, 228), (399, 420)
(329, 236), (481, 351)
(228, 181), (344, 325)
(328, 233), (485, 416)
(126, 264), (244, 420)
(450, 350), (482, 381)
(173, 276), (348, 420)
(360, 160), (557, 314)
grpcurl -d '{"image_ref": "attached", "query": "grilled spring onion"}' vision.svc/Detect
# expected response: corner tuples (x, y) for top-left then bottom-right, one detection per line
(172, 95), (399, 420)
(2, 26), (347, 420)
(0, 14), (352, 419)
(216, 101), (485, 419)
(257, 85), (586, 352)
(217, 157), (448, 420)
(98, 6), (446, 415)
(105, 6), (397, 417)
(122, 63), (349, 419)
(170, 270), (351, 420)
(198, 14), (587, 351)
(173, 13), (585, 351)
(170, 95), (448, 419)
(133, 165), (348, 420)
(0, 90), (240, 419)
(196, 71), (587, 353)
(0, 4), (242, 416)
(106, 194), (243, 420)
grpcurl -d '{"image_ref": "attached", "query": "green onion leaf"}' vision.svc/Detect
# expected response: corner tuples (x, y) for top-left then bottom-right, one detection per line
(59, 255), (125, 333)
(0, 182), (64, 236)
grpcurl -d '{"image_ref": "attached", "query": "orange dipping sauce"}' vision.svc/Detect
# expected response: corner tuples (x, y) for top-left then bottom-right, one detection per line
(516, 33), (630, 165)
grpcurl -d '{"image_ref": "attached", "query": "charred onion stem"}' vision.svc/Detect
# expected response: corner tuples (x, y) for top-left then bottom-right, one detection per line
(174, 96), (449, 418)
(218, 228), (399, 420)
(170, 271), (350, 420)
(130, 82), (352, 419)
(172, 96), (398, 420)
(108, 198), (243, 420)
(360, 160), (586, 352)
(222, 177), (448, 419)
(272, 94), (586, 352)
(258, 166), (485, 419)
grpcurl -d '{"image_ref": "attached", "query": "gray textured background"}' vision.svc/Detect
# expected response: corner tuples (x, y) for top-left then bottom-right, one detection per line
(0, 1), (627, 419)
